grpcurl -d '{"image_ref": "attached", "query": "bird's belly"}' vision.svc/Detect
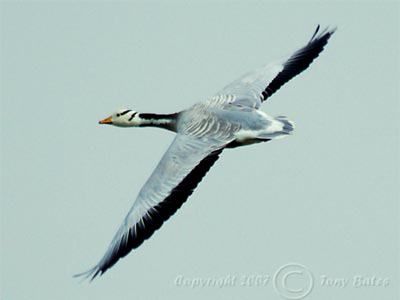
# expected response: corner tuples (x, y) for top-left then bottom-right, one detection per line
(237, 129), (271, 143)
(226, 129), (271, 148)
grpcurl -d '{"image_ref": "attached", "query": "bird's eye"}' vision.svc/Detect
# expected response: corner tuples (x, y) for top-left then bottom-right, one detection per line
(116, 113), (121, 117)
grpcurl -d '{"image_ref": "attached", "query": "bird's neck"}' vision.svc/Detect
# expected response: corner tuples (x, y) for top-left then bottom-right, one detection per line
(137, 113), (179, 132)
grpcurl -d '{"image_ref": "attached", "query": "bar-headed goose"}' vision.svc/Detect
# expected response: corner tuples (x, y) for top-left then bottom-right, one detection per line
(77, 25), (335, 280)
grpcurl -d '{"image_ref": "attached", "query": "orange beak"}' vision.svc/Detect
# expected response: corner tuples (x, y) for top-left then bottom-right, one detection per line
(99, 115), (113, 124)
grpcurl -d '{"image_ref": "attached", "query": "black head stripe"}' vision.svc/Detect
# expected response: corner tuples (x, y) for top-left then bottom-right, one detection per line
(120, 109), (131, 116)
(128, 112), (137, 121)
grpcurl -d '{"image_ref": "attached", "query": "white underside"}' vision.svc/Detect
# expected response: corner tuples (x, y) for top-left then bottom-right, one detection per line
(234, 116), (294, 145)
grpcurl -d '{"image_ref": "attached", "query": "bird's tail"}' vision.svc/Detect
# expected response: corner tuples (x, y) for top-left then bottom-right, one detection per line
(256, 116), (294, 140)
(275, 116), (294, 135)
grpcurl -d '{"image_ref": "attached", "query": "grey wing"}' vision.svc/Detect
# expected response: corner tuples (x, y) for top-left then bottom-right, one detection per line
(211, 25), (336, 109)
(76, 134), (228, 280)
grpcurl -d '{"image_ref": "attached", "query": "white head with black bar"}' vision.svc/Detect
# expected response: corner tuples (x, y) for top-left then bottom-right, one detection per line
(99, 109), (179, 131)
(99, 109), (140, 127)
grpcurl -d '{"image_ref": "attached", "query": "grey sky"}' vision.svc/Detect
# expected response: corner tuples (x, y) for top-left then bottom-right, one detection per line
(1, 1), (399, 300)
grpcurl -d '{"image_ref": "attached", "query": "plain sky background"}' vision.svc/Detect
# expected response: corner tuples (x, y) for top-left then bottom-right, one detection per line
(1, 1), (399, 300)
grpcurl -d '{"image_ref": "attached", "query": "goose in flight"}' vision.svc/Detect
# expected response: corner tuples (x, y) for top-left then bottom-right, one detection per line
(77, 25), (335, 280)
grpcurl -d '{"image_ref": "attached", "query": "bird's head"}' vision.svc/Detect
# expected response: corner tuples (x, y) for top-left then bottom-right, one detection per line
(99, 109), (139, 127)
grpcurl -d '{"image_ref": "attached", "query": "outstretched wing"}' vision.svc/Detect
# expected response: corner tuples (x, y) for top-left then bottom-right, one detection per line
(212, 25), (336, 109)
(76, 134), (227, 280)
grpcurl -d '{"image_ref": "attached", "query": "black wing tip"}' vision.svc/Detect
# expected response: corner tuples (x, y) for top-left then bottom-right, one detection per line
(73, 148), (224, 282)
(310, 24), (337, 43)
(73, 265), (103, 282)
(261, 25), (336, 101)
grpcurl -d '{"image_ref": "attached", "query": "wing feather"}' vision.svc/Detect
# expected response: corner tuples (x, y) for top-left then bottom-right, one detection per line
(213, 25), (335, 108)
(75, 135), (226, 280)
(262, 25), (336, 100)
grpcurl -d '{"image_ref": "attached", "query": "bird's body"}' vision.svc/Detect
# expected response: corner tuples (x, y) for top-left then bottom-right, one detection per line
(77, 25), (335, 280)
